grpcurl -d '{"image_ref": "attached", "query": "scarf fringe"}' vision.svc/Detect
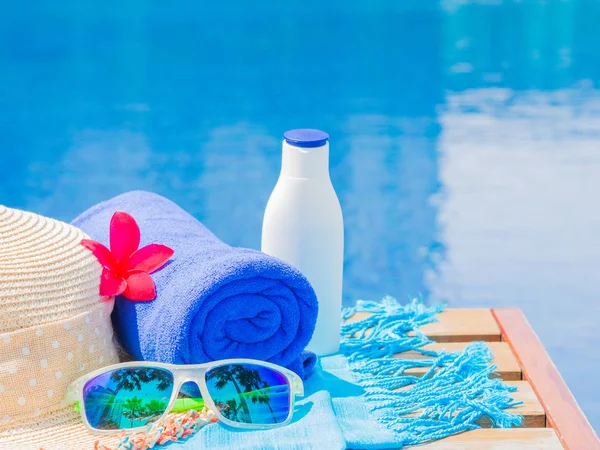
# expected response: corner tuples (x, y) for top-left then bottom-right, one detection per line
(341, 296), (523, 446)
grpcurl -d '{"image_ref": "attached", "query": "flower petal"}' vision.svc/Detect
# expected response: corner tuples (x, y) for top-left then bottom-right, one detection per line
(110, 212), (141, 268)
(123, 271), (157, 301)
(99, 267), (127, 297)
(126, 244), (174, 274)
(81, 239), (117, 270)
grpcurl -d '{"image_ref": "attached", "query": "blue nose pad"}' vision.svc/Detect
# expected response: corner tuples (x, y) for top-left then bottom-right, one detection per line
(172, 381), (204, 413)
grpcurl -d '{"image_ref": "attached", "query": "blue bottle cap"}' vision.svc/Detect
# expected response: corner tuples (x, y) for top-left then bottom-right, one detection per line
(284, 129), (329, 148)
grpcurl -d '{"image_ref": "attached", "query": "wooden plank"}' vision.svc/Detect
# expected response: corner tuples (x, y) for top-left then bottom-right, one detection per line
(401, 381), (544, 428)
(417, 428), (563, 449)
(413, 309), (501, 342)
(396, 342), (522, 381)
(492, 308), (600, 450)
(347, 308), (501, 343)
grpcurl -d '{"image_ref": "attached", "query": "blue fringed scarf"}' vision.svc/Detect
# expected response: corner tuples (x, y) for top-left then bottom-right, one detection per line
(332, 297), (522, 448)
(156, 297), (523, 450)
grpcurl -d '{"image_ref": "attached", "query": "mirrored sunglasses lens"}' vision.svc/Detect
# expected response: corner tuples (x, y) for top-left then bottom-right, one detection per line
(205, 363), (291, 425)
(82, 367), (174, 430)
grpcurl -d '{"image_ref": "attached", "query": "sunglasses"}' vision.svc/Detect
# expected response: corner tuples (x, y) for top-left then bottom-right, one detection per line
(63, 359), (304, 433)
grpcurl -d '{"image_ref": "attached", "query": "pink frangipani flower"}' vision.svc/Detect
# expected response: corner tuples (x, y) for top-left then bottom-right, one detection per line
(81, 212), (174, 302)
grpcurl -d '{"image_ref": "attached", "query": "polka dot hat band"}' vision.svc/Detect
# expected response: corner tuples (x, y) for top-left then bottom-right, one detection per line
(0, 205), (121, 449)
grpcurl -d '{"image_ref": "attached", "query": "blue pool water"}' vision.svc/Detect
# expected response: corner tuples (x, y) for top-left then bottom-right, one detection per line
(1, 0), (599, 433)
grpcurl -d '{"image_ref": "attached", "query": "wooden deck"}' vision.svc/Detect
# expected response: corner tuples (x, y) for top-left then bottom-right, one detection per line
(347, 308), (600, 449)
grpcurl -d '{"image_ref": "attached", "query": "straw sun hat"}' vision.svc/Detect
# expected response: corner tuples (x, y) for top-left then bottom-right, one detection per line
(0, 205), (123, 449)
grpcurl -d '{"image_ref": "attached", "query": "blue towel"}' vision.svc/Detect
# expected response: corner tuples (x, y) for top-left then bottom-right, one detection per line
(72, 191), (318, 379)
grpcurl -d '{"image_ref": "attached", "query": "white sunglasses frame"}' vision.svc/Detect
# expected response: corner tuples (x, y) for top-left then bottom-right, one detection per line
(63, 358), (304, 434)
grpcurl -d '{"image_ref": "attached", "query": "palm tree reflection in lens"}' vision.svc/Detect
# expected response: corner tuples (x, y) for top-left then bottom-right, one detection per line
(205, 364), (290, 425)
(83, 368), (174, 430)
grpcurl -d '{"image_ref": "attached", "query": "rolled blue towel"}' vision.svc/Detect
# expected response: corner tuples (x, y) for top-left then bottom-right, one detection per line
(72, 191), (318, 379)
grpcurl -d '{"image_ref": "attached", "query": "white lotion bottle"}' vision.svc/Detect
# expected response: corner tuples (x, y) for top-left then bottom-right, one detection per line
(262, 129), (344, 355)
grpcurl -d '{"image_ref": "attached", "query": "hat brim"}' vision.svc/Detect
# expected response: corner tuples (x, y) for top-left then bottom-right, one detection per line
(0, 405), (123, 450)
(0, 405), (213, 450)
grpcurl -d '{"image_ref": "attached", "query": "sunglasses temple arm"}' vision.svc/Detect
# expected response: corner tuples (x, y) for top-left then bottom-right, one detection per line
(62, 381), (79, 405)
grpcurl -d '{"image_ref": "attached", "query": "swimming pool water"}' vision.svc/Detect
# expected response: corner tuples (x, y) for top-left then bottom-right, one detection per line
(1, 0), (599, 433)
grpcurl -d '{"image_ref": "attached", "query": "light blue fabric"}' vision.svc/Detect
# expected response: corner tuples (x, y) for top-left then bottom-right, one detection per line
(72, 191), (318, 379)
(163, 297), (523, 450)
(333, 298), (522, 448)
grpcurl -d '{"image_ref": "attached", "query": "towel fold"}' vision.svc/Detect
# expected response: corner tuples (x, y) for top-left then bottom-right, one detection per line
(72, 191), (318, 379)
